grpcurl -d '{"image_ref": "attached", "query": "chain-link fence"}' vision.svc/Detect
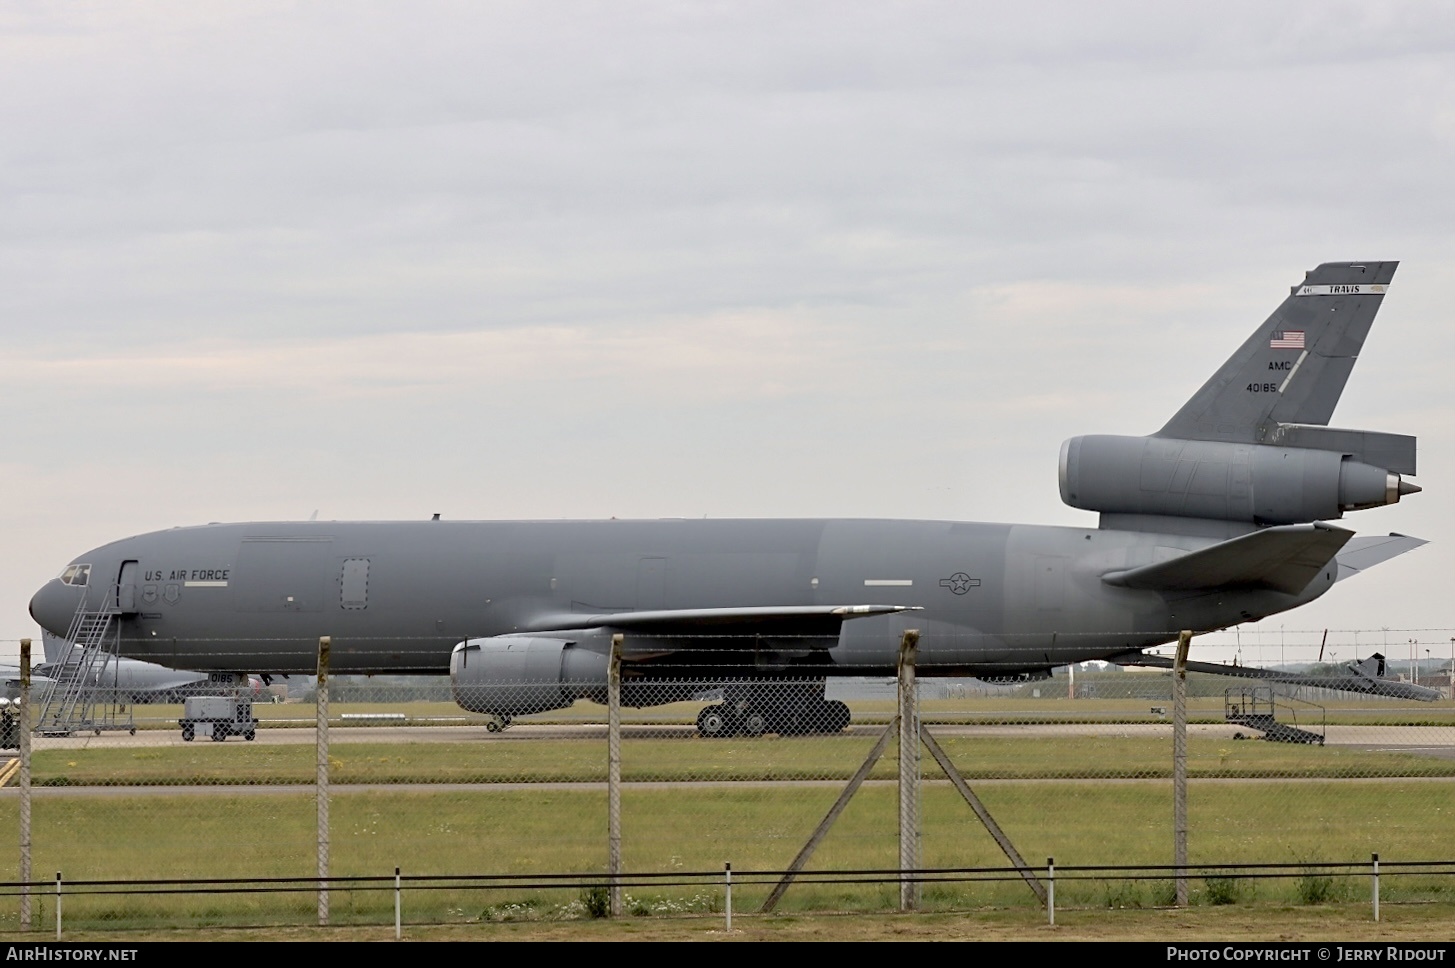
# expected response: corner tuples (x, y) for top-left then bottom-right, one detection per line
(1, 628), (1452, 932)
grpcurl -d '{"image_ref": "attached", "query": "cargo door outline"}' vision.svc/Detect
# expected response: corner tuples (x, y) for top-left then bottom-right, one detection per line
(340, 558), (370, 610)
(116, 560), (139, 613)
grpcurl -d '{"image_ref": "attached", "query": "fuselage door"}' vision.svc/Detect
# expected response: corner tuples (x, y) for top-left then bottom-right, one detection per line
(116, 560), (139, 613)
(341, 558), (370, 610)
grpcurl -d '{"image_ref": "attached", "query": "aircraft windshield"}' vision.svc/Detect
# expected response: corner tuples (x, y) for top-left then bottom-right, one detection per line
(59, 564), (90, 587)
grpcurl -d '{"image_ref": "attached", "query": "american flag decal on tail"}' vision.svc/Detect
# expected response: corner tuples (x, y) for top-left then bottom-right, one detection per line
(1269, 330), (1305, 349)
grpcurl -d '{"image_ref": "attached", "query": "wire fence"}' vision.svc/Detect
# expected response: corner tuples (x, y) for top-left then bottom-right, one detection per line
(0, 629), (1452, 932)
(4, 856), (1447, 937)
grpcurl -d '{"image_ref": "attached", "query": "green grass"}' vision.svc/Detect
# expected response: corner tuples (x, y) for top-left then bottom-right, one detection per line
(5, 696), (1454, 931)
(0, 776), (1451, 930)
(26, 733), (1455, 786)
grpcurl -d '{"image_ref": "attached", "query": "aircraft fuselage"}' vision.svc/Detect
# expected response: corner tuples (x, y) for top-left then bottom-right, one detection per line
(28, 517), (1328, 678)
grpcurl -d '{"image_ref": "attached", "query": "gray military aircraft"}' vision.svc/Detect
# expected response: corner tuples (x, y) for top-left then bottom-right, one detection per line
(27, 261), (1426, 736)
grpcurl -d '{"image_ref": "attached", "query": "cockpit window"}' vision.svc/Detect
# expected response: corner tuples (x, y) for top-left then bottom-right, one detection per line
(59, 564), (91, 587)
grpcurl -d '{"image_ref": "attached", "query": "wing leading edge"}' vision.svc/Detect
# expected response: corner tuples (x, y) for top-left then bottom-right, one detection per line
(522, 604), (922, 638)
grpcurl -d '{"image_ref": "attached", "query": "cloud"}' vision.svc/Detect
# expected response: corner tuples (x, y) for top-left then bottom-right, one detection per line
(2, 2), (1454, 650)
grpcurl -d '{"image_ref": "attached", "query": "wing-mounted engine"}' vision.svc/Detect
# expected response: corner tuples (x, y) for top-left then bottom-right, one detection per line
(450, 634), (609, 716)
(448, 603), (927, 724)
(1059, 433), (1418, 526)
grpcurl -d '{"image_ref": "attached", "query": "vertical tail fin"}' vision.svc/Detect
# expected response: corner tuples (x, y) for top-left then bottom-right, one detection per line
(1158, 261), (1398, 442)
(40, 631), (68, 665)
(1060, 261), (1418, 530)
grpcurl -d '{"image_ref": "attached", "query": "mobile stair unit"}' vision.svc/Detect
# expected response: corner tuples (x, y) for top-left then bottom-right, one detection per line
(35, 604), (136, 737)
(1224, 686), (1324, 745)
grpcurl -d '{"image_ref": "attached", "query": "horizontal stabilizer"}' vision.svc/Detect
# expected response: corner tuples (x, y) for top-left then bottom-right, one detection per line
(524, 604), (921, 637)
(1264, 424), (1417, 476)
(1108, 650), (1442, 701)
(1333, 533), (1428, 582)
(1101, 523), (1353, 595)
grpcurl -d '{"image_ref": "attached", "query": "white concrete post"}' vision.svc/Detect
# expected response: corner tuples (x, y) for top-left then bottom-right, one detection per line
(1047, 857), (1055, 926)
(316, 636), (331, 926)
(1372, 852), (1380, 922)
(608, 633), (623, 918)
(897, 629), (921, 911)
(1173, 629), (1192, 907)
(19, 639), (31, 931)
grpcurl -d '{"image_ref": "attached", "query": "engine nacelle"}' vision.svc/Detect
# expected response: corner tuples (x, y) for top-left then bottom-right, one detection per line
(450, 635), (608, 716)
(1059, 435), (1414, 525)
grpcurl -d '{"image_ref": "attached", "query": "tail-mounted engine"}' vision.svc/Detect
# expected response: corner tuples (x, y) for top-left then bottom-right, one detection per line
(1059, 430), (1418, 526)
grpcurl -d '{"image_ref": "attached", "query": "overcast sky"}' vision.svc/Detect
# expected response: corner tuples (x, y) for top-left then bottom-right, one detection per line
(3, 2), (1453, 667)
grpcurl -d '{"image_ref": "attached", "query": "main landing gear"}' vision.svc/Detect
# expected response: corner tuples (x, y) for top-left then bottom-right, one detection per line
(694, 685), (851, 738)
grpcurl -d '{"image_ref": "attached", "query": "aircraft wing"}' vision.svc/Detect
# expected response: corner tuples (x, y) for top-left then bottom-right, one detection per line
(1333, 533), (1428, 582)
(0, 668), (58, 701)
(522, 604), (921, 638)
(1106, 650), (1442, 701)
(1101, 524), (1352, 595)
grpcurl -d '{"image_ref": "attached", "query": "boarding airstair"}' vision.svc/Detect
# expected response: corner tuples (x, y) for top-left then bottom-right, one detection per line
(34, 601), (135, 737)
(1224, 686), (1324, 745)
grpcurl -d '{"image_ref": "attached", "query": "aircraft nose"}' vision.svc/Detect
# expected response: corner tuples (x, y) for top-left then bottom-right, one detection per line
(29, 580), (78, 637)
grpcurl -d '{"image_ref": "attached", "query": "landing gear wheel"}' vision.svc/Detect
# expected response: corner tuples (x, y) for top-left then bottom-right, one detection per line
(485, 717), (503, 733)
(696, 705), (734, 738)
(130, 727), (136, 736)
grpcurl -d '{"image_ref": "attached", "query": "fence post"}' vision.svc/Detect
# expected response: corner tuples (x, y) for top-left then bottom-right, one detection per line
(897, 629), (921, 912)
(395, 866), (402, 940)
(725, 863), (732, 933)
(1173, 629), (1192, 907)
(608, 633), (623, 918)
(1372, 852), (1380, 922)
(316, 636), (330, 926)
(54, 872), (61, 941)
(19, 639), (31, 931)
(1047, 857), (1055, 926)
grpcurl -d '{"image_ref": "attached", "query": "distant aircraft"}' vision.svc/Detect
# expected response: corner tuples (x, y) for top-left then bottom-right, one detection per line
(0, 668), (56, 704)
(1109, 650), (1442, 701)
(0, 636), (249, 707)
(37, 631), (209, 704)
(28, 261), (1427, 735)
